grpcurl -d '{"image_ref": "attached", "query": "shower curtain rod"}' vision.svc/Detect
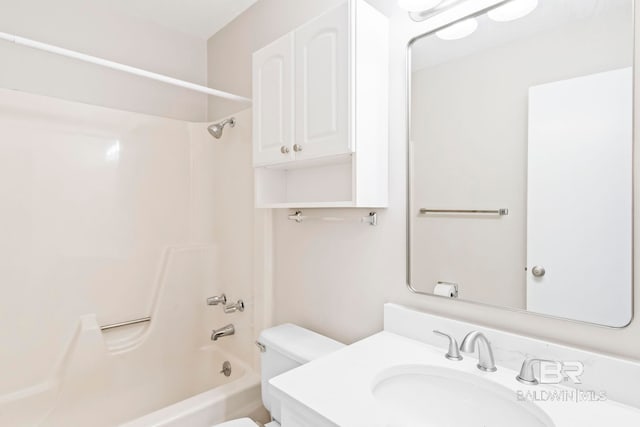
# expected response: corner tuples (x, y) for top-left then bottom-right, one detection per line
(0, 31), (251, 104)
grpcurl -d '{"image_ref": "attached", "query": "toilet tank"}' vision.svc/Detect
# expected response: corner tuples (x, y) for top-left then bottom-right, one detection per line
(258, 324), (344, 422)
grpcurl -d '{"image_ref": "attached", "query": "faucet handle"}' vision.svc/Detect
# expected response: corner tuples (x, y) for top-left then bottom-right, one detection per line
(207, 294), (227, 306)
(516, 358), (556, 385)
(433, 330), (463, 361)
(223, 299), (245, 314)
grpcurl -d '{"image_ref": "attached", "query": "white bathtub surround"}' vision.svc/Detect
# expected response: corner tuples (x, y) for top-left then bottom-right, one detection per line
(0, 89), (264, 426)
(268, 304), (640, 426)
(1, 244), (262, 426)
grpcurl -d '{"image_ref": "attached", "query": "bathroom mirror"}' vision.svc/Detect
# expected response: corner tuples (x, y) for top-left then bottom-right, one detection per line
(408, 0), (634, 327)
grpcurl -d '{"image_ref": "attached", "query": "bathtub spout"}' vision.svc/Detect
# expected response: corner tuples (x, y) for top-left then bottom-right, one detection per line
(211, 324), (235, 341)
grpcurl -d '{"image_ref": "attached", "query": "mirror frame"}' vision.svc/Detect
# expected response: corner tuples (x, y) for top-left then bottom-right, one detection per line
(405, 0), (636, 329)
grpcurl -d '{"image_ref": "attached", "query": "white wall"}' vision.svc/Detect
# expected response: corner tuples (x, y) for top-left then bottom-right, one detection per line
(0, 0), (208, 121)
(410, 8), (632, 308)
(206, 0), (640, 361)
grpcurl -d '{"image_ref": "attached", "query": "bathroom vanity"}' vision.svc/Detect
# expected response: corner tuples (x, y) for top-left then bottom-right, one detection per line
(269, 305), (640, 426)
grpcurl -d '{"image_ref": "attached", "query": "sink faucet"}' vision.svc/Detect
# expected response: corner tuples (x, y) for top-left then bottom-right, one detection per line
(211, 324), (235, 341)
(460, 331), (497, 372)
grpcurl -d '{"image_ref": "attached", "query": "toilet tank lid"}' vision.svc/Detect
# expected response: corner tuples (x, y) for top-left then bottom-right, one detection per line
(259, 323), (345, 364)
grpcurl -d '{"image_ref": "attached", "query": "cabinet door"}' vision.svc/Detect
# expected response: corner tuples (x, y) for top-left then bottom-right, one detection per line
(294, 3), (350, 160)
(253, 33), (294, 166)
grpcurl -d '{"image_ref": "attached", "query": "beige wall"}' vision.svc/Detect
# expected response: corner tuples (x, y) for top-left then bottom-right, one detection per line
(0, 0), (207, 121)
(410, 8), (632, 309)
(206, 0), (640, 360)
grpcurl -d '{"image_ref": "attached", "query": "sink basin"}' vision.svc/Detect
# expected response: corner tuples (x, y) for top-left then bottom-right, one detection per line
(372, 365), (555, 427)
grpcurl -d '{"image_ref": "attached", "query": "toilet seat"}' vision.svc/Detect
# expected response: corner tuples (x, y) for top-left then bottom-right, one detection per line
(213, 418), (257, 427)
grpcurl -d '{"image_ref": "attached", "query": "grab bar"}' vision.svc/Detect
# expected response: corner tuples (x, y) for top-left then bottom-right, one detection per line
(419, 208), (509, 216)
(100, 316), (151, 331)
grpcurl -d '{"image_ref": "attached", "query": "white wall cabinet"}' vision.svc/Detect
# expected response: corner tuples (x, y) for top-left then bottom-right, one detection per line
(253, 33), (294, 165)
(294, 3), (350, 160)
(252, 0), (388, 208)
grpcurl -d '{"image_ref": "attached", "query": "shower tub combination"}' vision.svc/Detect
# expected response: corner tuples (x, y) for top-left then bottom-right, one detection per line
(1, 244), (263, 427)
(2, 337), (261, 426)
(0, 89), (261, 426)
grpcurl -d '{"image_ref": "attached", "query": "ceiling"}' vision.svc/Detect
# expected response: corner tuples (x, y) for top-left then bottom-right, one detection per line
(105, 0), (259, 40)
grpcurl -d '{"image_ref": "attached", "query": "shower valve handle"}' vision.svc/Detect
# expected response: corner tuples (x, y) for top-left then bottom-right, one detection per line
(207, 294), (227, 306)
(224, 299), (245, 314)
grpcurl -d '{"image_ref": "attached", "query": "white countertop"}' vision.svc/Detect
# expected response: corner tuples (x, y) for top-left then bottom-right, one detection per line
(269, 332), (640, 427)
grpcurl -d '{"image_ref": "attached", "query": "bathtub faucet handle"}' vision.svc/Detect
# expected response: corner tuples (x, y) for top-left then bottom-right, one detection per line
(207, 294), (227, 306)
(224, 299), (245, 314)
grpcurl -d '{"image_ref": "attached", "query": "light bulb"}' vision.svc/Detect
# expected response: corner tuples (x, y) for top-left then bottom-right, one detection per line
(397, 0), (444, 12)
(488, 0), (539, 22)
(436, 18), (478, 40)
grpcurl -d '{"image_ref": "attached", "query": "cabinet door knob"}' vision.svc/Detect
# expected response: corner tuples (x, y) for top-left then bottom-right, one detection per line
(293, 144), (303, 152)
(280, 145), (290, 154)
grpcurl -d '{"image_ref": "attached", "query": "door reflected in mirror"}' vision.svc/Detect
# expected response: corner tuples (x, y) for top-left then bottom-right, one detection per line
(408, 0), (634, 327)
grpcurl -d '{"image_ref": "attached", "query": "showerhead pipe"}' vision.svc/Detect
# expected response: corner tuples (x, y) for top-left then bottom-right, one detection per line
(207, 117), (236, 139)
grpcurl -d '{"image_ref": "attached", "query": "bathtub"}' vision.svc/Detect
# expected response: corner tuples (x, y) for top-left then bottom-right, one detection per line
(121, 347), (263, 427)
(0, 246), (264, 426)
(1, 343), (262, 427)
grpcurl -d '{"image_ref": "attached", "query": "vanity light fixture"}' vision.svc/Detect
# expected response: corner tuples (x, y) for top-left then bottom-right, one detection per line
(488, 0), (539, 22)
(398, 0), (464, 22)
(397, 0), (444, 12)
(436, 18), (478, 40)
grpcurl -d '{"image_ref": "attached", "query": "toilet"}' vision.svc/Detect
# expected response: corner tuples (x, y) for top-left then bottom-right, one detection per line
(214, 323), (345, 427)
